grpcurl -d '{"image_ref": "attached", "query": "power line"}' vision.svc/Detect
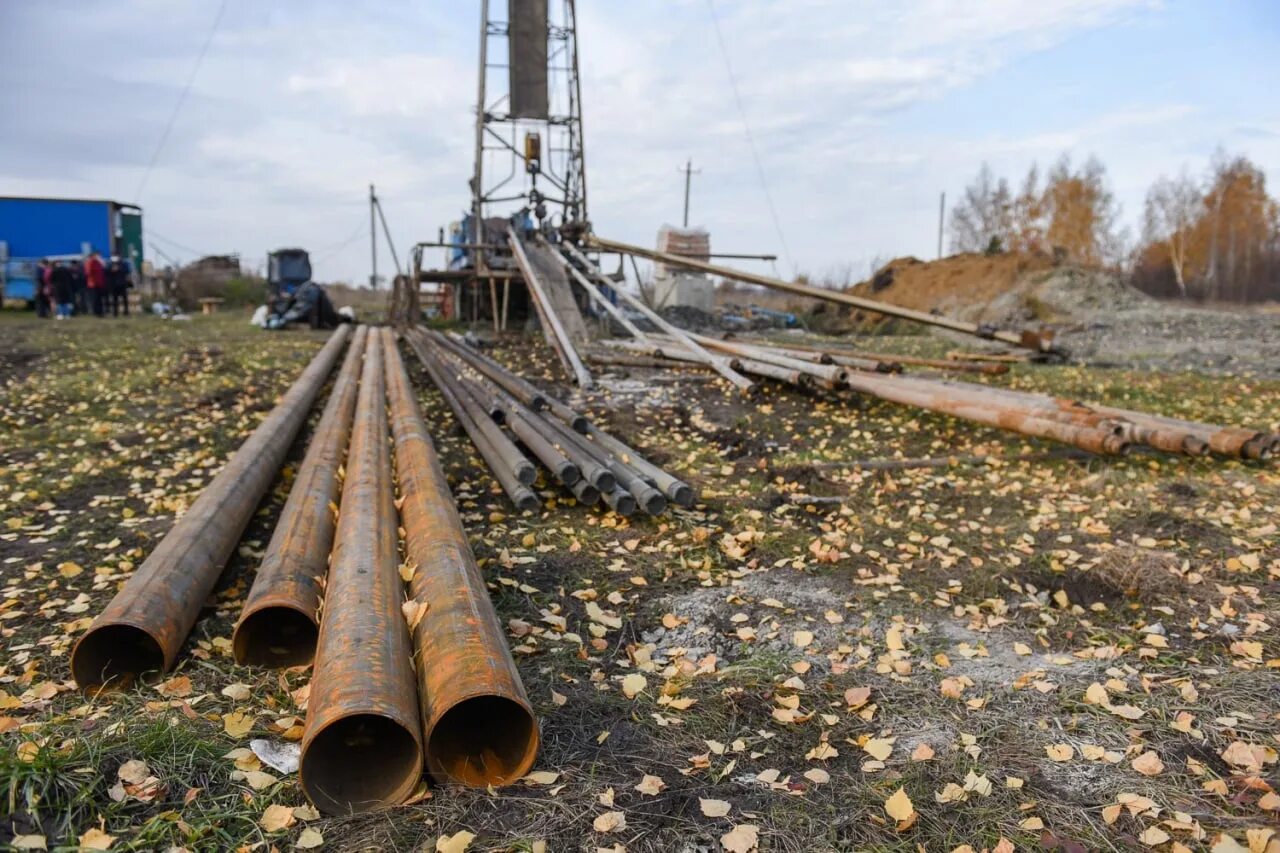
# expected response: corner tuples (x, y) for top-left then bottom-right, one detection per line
(705, 0), (794, 277)
(134, 0), (229, 204)
(148, 229), (210, 259)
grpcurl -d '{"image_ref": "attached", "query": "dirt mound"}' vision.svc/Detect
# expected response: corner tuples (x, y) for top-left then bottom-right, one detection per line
(849, 252), (1149, 327)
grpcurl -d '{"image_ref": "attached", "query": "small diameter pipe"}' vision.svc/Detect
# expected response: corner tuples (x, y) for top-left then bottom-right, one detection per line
(404, 330), (539, 511)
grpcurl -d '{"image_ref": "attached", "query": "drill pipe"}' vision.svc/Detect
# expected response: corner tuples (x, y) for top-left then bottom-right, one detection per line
(403, 331), (539, 510)
(440, 330), (593, 432)
(298, 329), (424, 815)
(688, 335), (849, 386)
(383, 332), (540, 787)
(430, 331), (549, 412)
(845, 371), (1130, 455)
(433, 330), (592, 431)
(71, 326), (352, 689)
(233, 326), (369, 667)
(539, 413), (665, 515)
(582, 423), (696, 508)
(588, 234), (1061, 355)
(448, 364), (582, 486)
(772, 340), (1004, 375)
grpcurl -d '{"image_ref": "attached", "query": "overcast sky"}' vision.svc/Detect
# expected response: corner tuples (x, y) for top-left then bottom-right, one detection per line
(2, 0), (1277, 284)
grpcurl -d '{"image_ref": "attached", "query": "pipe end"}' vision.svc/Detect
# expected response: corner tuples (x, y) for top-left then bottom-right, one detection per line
(233, 606), (319, 668)
(71, 623), (166, 691)
(514, 461), (538, 486)
(610, 490), (638, 517)
(301, 713), (423, 814)
(513, 488), (540, 512)
(639, 488), (668, 517)
(554, 461), (581, 486)
(571, 415), (590, 434)
(426, 696), (539, 788)
(667, 482), (696, 508)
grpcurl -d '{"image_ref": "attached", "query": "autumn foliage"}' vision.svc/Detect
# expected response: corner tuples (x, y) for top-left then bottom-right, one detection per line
(951, 151), (1280, 303)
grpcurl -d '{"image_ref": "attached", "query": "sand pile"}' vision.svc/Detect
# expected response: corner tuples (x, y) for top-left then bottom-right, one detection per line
(848, 252), (1149, 327)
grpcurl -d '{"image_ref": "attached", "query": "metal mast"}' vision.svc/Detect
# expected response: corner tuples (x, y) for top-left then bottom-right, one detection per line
(471, 0), (589, 272)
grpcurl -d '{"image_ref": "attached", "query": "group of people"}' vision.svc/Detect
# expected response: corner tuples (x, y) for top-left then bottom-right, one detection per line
(34, 252), (133, 319)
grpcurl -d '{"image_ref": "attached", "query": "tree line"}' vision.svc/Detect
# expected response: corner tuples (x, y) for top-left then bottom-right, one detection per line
(950, 151), (1280, 303)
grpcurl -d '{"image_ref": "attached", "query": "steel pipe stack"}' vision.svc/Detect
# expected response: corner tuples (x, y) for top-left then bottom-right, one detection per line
(299, 329), (424, 815)
(405, 328), (695, 516)
(383, 333), (540, 787)
(71, 326), (353, 690)
(233, 325), (369, 667)
(402, 331), (539, 511)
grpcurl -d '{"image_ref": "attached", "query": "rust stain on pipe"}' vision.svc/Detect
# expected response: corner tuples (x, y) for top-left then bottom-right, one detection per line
(71, 326), (352, 690)
(384, 332), (539, 787)
(233, 326), (369, 667)
(299, 328), (423, 815)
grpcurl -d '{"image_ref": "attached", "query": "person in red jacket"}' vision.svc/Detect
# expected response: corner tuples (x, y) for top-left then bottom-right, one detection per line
(84, 251), (107, 317)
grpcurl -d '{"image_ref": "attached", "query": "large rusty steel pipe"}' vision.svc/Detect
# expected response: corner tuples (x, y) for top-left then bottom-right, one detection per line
(383, 332), (540, 787)
(233, 326), (369, 667)
(71, 326), (352, 689)
(404, 330), (539, 511)
(299, 329), (424, 815)
(845, 371), (1129, 455)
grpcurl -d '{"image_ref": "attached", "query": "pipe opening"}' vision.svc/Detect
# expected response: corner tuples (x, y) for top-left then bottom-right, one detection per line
(668, 483), (695, 508)
(302, 714), (422, 814)
(427, 696), (538, 787)
(71, 624), (165, 690)
(233, 607), (319, 668)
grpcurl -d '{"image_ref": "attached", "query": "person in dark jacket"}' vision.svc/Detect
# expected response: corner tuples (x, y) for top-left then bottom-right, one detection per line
(265, 280), (346, 330)
(105, 256), (132, 316)
(50, 262), (75, 319)
(70, 260), (87, 314)
(34, 259), (51, 318)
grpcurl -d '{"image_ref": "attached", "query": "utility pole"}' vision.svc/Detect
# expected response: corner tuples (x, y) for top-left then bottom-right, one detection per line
(937, 191), (946, 260)
(680, 158), (700, 228)
(369, 183), (378, 289)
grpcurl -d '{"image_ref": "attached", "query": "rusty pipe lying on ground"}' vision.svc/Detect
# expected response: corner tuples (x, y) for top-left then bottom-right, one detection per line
(845, 371), (1130, 455)
(233, 326), (369, 667)
(383, 332), (540, 787)
(299, 329), (424, 815)
(405, 331), (539, 510)
(923, 379), (1215, 457)
(70, 326), (352, 689)
(687, 334), (849, 386)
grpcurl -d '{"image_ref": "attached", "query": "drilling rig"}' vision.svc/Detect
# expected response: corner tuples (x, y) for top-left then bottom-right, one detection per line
(403, 0), (593, 334)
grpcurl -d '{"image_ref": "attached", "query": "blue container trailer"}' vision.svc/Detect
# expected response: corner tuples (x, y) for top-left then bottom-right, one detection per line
(0, 196), (143, 305)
